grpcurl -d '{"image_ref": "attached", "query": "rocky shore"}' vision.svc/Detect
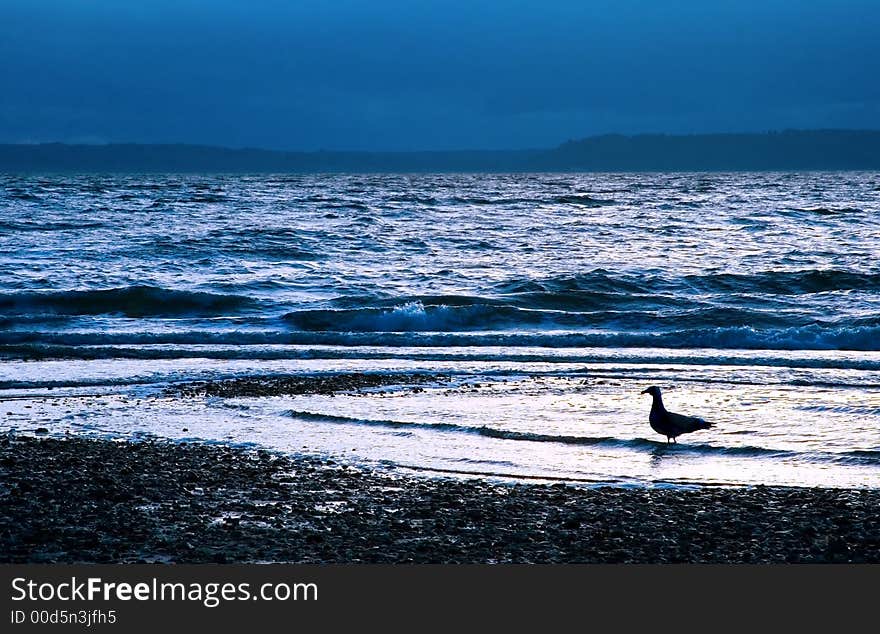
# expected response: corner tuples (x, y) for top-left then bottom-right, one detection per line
(168, 372), (449, 398)
(2, 435), (878, 563)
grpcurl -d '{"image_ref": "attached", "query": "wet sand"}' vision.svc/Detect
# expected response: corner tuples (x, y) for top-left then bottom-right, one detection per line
(2, 435), (878, 563)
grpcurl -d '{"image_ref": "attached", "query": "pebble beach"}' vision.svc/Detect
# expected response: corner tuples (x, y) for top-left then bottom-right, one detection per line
(2, 435), (878, 564)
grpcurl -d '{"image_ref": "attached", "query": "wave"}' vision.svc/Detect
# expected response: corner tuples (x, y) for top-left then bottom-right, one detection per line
(2, 267), (873, 326)
(3, 188), (42, 201)
(0, 220), (107, 232)
(4, 324), (880, 357)
(288, 410), (880, 466)
(493, 269), (648, 295)
(495, 268), (880, 297)
(682, 269), (880, 295)
(0, 286), (258, 317)
(148, 232), (326, 261)
(283, 299), (875, 345)
(287, 300), (758, 332)
(285, 301), (546, 331)
(554, 194), (617, 206)
(379, 193), (619, 207)
(449, 195), (544, 205)
(787, 207), (863, 216)
(657, 324), (880, 351)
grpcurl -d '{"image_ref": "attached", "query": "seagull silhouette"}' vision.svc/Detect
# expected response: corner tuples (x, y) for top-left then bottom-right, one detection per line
(640, 386), (712, 444)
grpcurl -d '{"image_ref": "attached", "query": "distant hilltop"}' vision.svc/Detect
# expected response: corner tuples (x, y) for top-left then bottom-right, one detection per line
(1, 129), (879, 172)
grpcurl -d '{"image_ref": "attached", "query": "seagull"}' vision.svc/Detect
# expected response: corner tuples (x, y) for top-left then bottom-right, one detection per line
(640, 386), (712, 443)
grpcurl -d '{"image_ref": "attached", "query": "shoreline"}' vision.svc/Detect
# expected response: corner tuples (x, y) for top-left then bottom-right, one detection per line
(2, 435), (878, 563)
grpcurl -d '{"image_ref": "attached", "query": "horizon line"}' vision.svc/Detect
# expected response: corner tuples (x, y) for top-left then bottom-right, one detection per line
(4, 127), (880, 155)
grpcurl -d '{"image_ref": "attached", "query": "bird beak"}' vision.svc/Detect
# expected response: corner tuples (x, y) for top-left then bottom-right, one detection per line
(640, 389), (649, 394)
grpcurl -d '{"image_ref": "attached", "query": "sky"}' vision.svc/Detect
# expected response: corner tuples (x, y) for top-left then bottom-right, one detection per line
(2, 0), (879, 151)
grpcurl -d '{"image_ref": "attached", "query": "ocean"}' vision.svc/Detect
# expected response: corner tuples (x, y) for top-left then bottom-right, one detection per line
(1, 171), (879, 488)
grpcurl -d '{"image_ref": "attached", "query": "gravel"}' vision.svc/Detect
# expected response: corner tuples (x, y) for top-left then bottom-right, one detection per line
(2, 436), (878, 563)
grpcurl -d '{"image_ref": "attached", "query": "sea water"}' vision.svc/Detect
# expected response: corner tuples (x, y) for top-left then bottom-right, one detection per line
(1, 171), (879, 488)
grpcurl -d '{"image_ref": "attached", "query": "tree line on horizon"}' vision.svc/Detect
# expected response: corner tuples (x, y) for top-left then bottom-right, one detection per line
(1, 129), (878, 172)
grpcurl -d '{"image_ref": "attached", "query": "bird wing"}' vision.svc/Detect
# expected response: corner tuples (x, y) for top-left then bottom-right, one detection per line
(667, 411), (712, 433)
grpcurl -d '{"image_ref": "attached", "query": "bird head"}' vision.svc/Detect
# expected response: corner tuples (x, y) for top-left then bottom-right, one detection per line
(641, 386), (661, 396)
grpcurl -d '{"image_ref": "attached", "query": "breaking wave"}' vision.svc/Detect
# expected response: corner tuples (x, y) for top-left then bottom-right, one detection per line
(0, 286), (258, 317)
